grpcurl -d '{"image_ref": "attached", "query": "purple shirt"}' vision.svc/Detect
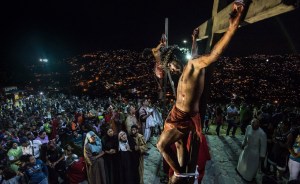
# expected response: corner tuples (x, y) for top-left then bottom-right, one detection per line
(35, 136), (49, 144)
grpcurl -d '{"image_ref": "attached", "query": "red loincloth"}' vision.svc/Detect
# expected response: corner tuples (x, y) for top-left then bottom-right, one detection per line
(163, 106), (211, 182)
(163, 106), (202, 140)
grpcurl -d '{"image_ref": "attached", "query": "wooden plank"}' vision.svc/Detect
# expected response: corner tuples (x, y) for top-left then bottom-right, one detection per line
(197, 0), (296, 40)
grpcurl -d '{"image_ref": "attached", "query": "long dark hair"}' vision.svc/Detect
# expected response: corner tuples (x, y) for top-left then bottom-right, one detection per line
(161, 45), (187, 69)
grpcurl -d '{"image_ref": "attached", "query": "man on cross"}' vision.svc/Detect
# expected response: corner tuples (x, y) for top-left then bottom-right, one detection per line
(156, 2), (245, 183)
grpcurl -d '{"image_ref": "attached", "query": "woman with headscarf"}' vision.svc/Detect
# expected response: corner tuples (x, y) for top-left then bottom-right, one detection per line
(118, 131), (138, 184)
(84, 131), (106, 184)
(103, 128), (119, 184)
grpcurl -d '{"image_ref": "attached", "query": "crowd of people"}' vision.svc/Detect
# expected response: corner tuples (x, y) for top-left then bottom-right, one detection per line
(0, 92), (164, 184)
(204, 99), (300, 183)
(0, 92), (299, 184)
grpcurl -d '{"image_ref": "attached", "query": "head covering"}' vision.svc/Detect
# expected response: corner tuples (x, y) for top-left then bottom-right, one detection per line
(118, 131), (126, 141)
(84, 131), (102, 154)
(118, 131), (129, 151)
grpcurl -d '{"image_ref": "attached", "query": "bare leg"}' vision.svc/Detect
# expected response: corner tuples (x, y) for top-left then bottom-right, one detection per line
(175, 136), (189, 169)
(157, 128), (185, 174)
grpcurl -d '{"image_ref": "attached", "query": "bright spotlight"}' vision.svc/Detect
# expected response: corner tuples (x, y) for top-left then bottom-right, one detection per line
(183, 40), (187, 44)
(186, 53), (191, 60)
(39, 58), (48, 63)
(40, 92), (43, 95)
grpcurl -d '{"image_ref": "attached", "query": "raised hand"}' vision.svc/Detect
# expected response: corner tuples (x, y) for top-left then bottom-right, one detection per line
(192, 28), (199, 41)
(161, 33), (167, 46)
(229, 2), (244, 29)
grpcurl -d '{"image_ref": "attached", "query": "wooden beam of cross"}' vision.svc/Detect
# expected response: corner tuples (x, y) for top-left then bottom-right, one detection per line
(197, 0), (297, 42)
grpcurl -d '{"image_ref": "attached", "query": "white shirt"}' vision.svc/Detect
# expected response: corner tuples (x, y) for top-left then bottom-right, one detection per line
(22, 140), (42, 158)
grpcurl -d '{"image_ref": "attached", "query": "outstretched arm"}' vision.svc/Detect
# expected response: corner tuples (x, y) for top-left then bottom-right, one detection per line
(152, 34), (167, 79)
(197, 3), (244, 67)
(152, 34), (166, 60)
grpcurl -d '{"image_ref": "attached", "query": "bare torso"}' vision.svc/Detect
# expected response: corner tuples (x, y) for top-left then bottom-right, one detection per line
(175, 59), (206, 113)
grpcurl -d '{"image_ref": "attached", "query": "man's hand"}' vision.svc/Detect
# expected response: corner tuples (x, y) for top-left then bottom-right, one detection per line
(192, 28), (199, 41)
(161, 33), (167, 46)
(152, 33), (166, 57)
(229, 3), (244, 30)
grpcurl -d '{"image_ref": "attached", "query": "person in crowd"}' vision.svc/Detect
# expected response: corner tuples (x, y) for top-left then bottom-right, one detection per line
(151, 103), (164, 136)
(20, 138), (41, 160)
(66, 154), (87, 184)
(236, 118), (267, 182)
(72, 131), (83, 150)
(20, 154), (48, 184)
(64, 144), (74, 160)
(43, 121), (52, 138)
(84, 131), (106, 184)
(0, 166), (21, 184)
(288, 134), (300, 182)
(93, 119), (103, 135)
(125, 104), (139, 134)
(215, 106), (224, 136)
(130, 125), (148, 184)
(156, 3), (244, 183)
(118, 131), (138, 184)
(239, 101), (252, 135)
(226, 101), (239, 137)
(25, 133), (43, 159)
(7, 141), (22, 172)
(286, 114), (300, 181)
(105, 105), (117, 134)
(139, 98), (153, 142)
(45, 140), (65, 184)
(204, 112), (210, 134)
(113, 106), (122, 133)
(267, 119), (290, 179)
(103, 128), (119, 184)
(35, 131), (49, 145)
(71, 117), (80, 133)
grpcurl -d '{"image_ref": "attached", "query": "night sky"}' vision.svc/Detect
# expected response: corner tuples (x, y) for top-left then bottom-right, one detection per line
(1, 0), (300, 65)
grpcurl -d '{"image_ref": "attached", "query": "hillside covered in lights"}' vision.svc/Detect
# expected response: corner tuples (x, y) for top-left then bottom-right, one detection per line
(64, 51), (299, 105)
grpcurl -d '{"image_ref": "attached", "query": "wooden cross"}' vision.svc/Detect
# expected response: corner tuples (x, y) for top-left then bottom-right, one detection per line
(184, 1), (298, 183)
(198, 0), (297, 47)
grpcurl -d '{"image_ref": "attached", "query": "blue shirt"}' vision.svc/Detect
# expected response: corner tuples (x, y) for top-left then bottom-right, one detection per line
(25, 159), (48, 184)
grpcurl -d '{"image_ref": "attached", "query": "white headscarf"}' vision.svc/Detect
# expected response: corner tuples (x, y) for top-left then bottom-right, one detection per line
(84, 131), (102, 154)
(118, 131), (130, 151)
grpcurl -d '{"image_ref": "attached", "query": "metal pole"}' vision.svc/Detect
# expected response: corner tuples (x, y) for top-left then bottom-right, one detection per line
(163, 18), (169, 118)
(165, 18), (168, 47)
